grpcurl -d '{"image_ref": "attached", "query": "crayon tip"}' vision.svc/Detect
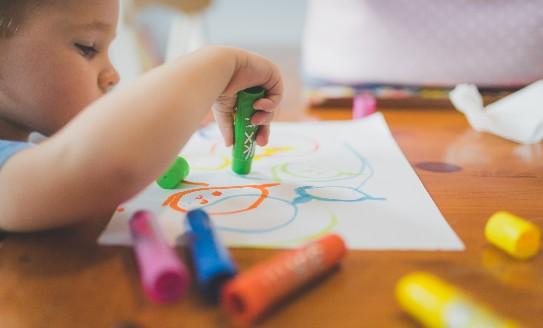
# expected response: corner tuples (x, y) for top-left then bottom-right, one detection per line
(151, 270), (189, 303)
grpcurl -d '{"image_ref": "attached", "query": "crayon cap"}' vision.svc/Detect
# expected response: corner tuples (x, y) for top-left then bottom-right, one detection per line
(396, 272), (456, 328)
(396, 272), (520, 328)
(157, 156), (190, 189)
(485, 211), (541, 260)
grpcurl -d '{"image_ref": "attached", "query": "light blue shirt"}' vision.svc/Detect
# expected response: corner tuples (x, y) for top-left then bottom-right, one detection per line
(0, 140), (32, 168)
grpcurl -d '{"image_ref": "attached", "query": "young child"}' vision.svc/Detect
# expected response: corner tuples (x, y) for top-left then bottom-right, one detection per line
(0, 1), (283, 232)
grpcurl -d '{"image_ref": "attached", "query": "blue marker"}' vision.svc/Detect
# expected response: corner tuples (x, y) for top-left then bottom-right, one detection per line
(186, 209), (237, 301)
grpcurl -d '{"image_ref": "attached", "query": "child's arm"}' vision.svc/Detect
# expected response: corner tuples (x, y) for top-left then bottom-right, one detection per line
(0, 46), (283, 232)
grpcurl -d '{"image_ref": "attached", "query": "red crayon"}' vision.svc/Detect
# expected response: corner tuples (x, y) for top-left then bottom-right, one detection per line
(221, 234), (347, 326)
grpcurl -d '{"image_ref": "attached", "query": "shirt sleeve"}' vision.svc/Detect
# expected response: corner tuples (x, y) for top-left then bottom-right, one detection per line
(0, 140), (32, 168)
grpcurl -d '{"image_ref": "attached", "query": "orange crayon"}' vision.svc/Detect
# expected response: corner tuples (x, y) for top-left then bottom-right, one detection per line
(221, 234), (347, 326)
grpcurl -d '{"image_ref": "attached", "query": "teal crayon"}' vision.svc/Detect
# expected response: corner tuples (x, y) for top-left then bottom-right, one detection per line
(232, 86), (266, 175)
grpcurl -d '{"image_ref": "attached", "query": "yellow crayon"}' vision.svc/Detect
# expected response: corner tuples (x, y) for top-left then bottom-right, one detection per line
(396, 272), (520, 328)
(485, 211), (541, 260)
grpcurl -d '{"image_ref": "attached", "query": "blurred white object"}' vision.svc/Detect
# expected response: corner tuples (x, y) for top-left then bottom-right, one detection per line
(450, 81), (543, 144)
(110, 23), (144, 85)
(110, 0), (144, 85)
(303, 0), (543, 87)
(164, 13), (206, 62)
(110, 0), (208, 85)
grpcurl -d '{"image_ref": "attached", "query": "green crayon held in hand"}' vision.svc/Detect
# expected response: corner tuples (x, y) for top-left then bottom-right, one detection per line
(232, 86), (266, 175)
(157, 156), (190, 189)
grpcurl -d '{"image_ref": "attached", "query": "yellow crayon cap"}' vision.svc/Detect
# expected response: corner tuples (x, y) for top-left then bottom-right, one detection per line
(485, 211), (541, 260)
(396, 272), (456, 328)
(396, 272), (520, 328)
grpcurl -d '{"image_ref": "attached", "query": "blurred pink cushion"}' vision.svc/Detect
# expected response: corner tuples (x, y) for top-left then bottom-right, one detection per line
(302, 0), (543, 87)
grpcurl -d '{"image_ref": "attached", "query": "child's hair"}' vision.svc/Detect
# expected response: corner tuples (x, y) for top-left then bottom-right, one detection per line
(0, 0), (42, 37)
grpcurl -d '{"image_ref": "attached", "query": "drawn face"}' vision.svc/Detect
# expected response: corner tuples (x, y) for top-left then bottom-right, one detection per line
(105, 121), (387, 249)
(163, 183), (298, 233)
(157, 182), (339, 247)
(163, 183), (279, 215)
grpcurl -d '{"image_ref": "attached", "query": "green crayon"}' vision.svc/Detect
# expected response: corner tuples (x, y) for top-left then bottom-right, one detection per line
(232, 86), (266, 175)
(157, 156), (190, 189)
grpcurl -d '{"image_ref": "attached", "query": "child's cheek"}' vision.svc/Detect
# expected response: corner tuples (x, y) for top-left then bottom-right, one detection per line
(42, 70), (102, 131)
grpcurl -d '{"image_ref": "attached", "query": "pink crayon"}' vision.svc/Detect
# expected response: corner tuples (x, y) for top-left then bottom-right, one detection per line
(129, 210), (190, 303)
(352, 93), (377, 119)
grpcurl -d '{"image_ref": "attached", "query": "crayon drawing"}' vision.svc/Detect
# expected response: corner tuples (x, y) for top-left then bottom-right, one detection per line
(99, 113), (464, 250)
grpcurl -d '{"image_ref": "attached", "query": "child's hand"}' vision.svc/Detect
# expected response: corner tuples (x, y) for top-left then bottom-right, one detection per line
(211, 48), (283, 147)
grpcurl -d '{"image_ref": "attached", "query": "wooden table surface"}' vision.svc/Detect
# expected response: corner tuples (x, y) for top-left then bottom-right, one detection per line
(1, 108), (542, 328)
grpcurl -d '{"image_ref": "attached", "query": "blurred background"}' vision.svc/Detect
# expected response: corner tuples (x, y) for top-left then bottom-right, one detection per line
(111, 0), (542, 112)
(111, 0), (308, 117)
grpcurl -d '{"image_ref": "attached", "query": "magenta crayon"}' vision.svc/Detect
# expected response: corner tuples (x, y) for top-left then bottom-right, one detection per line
(221, 234), (347, 326)
(352, 93), (377, 119)
(129, 210), (190, 303)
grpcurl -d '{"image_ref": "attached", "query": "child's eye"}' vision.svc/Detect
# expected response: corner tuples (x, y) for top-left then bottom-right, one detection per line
(75, 43), (98, 59)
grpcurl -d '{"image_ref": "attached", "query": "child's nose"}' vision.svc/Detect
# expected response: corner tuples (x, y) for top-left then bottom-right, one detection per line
(99, 67), (120, 93)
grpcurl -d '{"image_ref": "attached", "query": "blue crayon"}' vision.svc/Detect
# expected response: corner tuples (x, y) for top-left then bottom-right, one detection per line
(185, 209), (237, 301)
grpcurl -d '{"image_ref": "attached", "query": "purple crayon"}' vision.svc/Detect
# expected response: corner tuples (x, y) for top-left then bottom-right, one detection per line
(129, 210), (190, 303)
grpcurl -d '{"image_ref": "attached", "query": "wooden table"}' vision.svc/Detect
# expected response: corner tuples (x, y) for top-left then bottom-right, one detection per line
(1, 108), (542, 328)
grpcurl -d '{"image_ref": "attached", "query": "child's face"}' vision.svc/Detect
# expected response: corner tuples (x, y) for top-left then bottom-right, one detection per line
(0, 0), (120, 136)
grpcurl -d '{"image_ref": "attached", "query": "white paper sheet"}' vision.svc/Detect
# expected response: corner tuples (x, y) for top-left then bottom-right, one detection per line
(98, 113), (464, 250)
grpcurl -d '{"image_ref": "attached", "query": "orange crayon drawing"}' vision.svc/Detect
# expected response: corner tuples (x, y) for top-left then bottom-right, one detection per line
(163, 183), (280, 215)
(212, 191), (223, 197)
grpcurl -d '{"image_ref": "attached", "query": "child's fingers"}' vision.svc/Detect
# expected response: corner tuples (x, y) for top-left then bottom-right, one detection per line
(253, 98), (277, 112)
(256, 125), (270, 146)
(258, 59), (283, 110)
(261, 81), (283, 112)
(212, 95), (237, 146)
(212, 109), (234, 146)
(251, 111), (274, 125)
